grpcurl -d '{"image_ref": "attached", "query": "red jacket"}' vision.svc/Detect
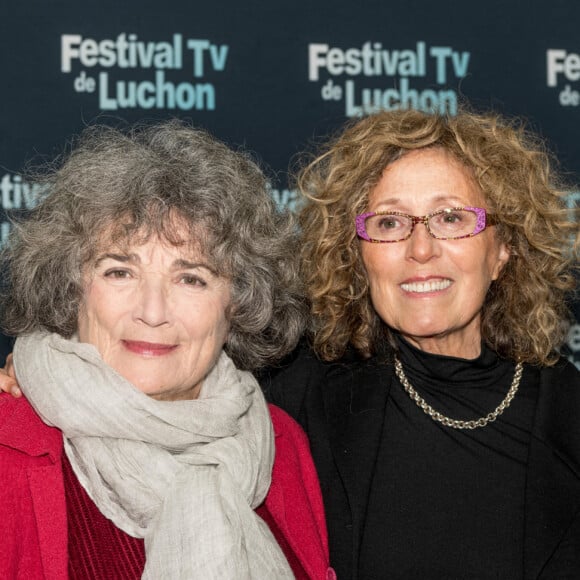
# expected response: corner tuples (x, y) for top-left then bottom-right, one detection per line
(0, 394), (334, 579)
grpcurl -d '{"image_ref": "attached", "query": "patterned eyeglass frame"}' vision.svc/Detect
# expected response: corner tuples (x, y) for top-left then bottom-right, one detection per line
(355, 206), (495, 243)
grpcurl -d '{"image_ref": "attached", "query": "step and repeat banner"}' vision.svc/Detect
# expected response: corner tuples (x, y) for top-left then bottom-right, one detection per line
(1, 0), (579, 366)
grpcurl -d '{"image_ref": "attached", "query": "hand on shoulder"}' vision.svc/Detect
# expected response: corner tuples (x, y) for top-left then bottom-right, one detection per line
(0, 354), (20, 398)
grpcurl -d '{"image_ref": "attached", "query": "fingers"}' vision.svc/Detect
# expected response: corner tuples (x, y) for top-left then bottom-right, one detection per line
(5, 353), (15, 379)
(0, 354), (21, 397)
(0, 377), (20, 397)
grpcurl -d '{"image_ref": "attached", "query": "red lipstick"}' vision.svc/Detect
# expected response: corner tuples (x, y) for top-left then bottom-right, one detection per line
(122, 341), (177, 356)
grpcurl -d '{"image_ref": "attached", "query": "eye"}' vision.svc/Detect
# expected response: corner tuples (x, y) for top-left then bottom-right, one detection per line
(441, 211), (463, 223)
(376, 215), (403, 229)
(104, 269), (132, 279)
(180, 274), (207, 287)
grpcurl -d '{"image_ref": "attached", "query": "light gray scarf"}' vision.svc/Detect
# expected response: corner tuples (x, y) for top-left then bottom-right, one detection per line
(13, 332), (294, 579)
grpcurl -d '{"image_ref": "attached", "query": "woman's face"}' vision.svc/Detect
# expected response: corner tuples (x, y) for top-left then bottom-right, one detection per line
(77, 231), (231, 400)
(360, 148), (510, 359)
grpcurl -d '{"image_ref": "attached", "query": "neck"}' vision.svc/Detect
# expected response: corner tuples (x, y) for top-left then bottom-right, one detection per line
(403, 333), (482, 360)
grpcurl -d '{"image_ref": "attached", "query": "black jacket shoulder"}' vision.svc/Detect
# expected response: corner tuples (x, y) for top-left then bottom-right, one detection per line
(259, 340), (331, 420)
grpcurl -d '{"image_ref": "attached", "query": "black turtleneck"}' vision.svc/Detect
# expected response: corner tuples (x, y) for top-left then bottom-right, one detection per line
(358, 337), (539, 580)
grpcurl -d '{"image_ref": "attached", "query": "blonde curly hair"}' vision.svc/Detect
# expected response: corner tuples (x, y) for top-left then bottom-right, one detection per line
(298, 108), (578, 366)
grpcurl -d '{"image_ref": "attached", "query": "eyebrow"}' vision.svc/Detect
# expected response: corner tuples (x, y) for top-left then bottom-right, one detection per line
(173, 259), (218, 275)
(94, 253), (133, 266)
(94, 253), (218, 275)
(373, 194), (467, 209)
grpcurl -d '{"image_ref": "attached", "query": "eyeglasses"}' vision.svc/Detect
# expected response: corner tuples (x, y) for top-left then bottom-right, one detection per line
(355, 206), (496, 243)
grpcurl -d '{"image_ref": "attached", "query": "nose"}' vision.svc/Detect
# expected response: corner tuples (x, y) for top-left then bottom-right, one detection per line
(133, 280), (170, 327)
(405, 220), (439, 263)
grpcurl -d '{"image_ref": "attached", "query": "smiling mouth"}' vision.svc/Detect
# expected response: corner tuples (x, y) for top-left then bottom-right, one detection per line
(122, 341), (177, 356)
(400, 279), (452, 293)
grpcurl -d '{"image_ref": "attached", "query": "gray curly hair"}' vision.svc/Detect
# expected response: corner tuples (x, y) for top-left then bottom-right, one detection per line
(0, 120), (306, 371)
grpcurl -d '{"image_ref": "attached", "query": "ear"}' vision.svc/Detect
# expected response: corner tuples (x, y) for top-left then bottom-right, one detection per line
(491, 243), (510, 280)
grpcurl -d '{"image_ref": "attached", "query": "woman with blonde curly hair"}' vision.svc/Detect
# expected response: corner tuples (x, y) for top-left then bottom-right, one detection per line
(264, 108), (579, 579)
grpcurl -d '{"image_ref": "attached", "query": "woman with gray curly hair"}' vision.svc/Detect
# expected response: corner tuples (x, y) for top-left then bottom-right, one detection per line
(264, 108), (580, 579)
(0, 121), (331, 579)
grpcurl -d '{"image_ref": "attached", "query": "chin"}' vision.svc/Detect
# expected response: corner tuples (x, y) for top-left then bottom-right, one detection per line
(397, 322), (445, 338)
(122, 375), (163, 396)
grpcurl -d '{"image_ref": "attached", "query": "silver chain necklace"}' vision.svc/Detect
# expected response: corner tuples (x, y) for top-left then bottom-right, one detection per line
(393, 356), (524, 430)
